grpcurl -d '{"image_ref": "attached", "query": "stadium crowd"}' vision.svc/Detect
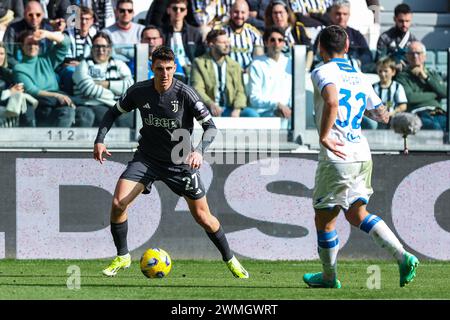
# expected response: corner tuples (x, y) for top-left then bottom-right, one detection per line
(0, 0), (447, 130)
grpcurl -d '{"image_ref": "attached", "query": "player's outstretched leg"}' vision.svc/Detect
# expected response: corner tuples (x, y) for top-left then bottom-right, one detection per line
(348, 203), (419, 287)
(186, 196), (249, 279)
(303, 209), (341, 288)
(103, 179), (144, 277)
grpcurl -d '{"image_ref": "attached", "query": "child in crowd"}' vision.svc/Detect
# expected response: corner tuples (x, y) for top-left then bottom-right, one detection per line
(363, 56), (407, 129)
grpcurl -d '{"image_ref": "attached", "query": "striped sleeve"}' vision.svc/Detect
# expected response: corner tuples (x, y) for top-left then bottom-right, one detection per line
(183, 84), (212, 125)
(184, 83), (217, 154)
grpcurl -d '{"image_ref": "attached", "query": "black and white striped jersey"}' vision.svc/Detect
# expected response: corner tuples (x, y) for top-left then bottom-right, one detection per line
(223, 23), (263, 70)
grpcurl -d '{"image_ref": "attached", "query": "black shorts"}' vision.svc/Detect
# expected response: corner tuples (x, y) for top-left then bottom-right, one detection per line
(120, 151), (206, 200)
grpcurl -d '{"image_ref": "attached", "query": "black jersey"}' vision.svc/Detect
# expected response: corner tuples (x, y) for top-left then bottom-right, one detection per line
(95, 78), (216, 165)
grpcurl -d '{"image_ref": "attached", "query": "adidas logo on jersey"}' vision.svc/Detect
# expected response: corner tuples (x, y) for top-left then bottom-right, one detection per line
(142, 103), (151, 109)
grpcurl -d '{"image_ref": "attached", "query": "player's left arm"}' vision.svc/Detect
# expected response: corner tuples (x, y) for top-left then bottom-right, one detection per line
(186, 90), (218, 169)
(364, 105), (389, 124)
(364, 83), (389, 124)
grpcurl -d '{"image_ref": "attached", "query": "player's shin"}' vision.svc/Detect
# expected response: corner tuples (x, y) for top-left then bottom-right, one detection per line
(359, 214), (405, 262)
(206, 225), (233, 261)
(111, 220), (129, 256)
(317, 230), (339, 281)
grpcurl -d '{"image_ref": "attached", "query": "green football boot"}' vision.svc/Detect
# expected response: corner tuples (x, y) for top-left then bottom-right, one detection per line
(226, 256), (249, 279)
(303, 272), (341, 288)
(399, 252), (419, 287)
(102, 254), (131, 277)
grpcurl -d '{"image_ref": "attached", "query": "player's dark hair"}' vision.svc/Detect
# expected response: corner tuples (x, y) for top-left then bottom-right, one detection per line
(394, 3), (411, 17)
(152, 45), (175, 63)
(263, 26), (285, 43)
(206, 29), (227, 44)
(318, 25), (347, 55)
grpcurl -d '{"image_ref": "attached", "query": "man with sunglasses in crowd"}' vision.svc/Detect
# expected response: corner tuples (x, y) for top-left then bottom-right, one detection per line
(102, 0), (144, 63)
(3, 0), (54, 67)
(162, 0), (205, 81)
(247, 26), (292, 119)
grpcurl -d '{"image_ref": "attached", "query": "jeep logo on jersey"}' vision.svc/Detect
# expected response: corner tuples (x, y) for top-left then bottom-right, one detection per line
(144, 114), (179, 129)
(171, 100), (179, 113)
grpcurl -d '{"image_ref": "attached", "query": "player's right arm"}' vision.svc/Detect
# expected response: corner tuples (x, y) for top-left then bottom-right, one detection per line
(320, 84), (346, 160)
(93, 86), (136, 164)
(93, 106), (122, 164)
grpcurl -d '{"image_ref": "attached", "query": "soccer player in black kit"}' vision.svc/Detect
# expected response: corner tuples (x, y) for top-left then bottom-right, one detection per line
(93, 46), (249, 278)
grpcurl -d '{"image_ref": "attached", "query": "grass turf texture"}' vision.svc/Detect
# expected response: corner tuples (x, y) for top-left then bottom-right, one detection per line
(0, 259), (448, 300)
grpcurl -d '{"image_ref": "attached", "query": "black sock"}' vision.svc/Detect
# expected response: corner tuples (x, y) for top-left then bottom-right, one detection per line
(206, 226), (233, 262)
(111, 220), (128, 256)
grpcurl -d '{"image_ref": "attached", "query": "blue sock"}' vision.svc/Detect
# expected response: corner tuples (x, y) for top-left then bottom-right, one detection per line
(317, 230), (339, 280)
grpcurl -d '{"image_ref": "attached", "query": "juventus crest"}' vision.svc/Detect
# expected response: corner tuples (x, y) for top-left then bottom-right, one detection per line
(171, 100), (179, 113)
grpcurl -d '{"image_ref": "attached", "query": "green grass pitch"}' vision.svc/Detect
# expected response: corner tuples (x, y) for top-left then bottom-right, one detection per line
(0, 259), (449, 300)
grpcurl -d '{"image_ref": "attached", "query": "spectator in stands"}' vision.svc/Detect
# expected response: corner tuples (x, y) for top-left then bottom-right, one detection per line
(75, 0), (115, 30)
(265, 0), (313, 70)
(396, 41), (447, 131)
(144, 0), (170, 27)
(247, 26), (292, 118)
(363, 56), (407, 129)
(132, 25), (186, 82)
(313, 0), (373, 73)
(59, 6), (97, 95)
(220, 0), (264, 72)
(0, 1), (24, 23)
(375, 3), (416, 72)
(42, 0), (71, 20)
(246, 0), (266, 31)
(3, 0), (54, 66)
(103, 0), (144, 63)
(0, 41), (36, 127)
(187, 0), (234, 39)
(0, 3), (15, 41)
(162, 0), (205, 79)
(13, 29), (93, 127)
(72, 32), (134, 127)
(33, 0), (70, 32)
(287, 0), (332, 42)
(191, 29), (257, 117)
